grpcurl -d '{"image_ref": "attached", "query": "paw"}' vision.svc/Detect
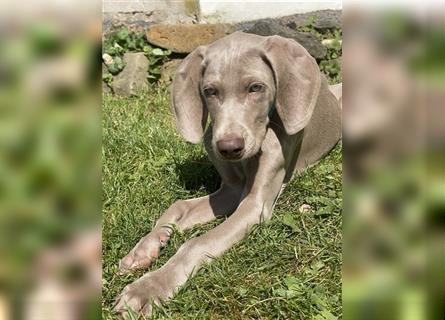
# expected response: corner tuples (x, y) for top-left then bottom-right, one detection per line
(119, 230), (170, 273)
(114, 272), (174, 317)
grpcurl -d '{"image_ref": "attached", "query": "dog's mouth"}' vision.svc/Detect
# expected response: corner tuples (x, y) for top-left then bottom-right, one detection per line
(218, 149), (245, 161)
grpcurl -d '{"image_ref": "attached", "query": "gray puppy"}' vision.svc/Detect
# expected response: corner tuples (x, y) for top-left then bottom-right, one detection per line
(115, 31), (341, 317)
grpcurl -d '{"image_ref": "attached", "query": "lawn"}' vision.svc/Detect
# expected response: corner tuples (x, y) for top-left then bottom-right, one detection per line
(102, 85), (342, 319)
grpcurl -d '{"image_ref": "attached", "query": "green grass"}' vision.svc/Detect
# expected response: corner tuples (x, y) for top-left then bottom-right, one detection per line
(102, 86), (342, 319)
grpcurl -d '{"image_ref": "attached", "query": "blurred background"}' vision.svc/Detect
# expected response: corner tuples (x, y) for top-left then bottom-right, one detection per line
(0, 0), (444, 319)
(0, 0), (101, 319)
(342, 1), (445, 319)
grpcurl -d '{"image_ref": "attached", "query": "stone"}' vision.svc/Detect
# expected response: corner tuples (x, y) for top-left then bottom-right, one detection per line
(112, 53), (149, 96)
(160, 59), (183, 84)
(102, 11), (196, 36)
(146, 24), (234, 53)
(299, 204), (312, 213)
(236, 10), (341, 34)
(291, 32), (327, 59)
(322, 38), (341, 47)
(278, 10), (341, 31)
(242, 20), (326, 59)
(102, 53), (114, 66)
(312, 10), (341, 31)
(286, 21), (297, 30)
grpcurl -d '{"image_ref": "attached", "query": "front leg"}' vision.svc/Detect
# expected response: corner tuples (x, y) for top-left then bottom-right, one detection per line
(115, 131), (286, 317)
(118, 181), (243, 273)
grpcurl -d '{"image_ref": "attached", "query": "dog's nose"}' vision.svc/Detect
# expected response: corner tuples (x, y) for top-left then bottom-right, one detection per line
(216, 137), (245, 159)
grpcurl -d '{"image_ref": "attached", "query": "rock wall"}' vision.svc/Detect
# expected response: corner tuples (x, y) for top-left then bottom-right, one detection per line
(102, 6), (342, 96)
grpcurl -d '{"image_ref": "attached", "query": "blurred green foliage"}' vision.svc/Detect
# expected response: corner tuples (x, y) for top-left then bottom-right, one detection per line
(342, 9), (445, 320)
(0, 21), (100, 290)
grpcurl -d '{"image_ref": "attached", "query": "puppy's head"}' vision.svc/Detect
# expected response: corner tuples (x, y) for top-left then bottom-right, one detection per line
(172, 32), (321, 161)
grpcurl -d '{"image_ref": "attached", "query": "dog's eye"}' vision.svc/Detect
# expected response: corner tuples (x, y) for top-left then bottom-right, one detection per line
(249, 83), (264, 93)
(203, 87), (217, 97)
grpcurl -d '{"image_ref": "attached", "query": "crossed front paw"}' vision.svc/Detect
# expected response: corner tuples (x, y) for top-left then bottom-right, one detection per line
(114, 271), (174, 317)
(118, 229), (170, 274)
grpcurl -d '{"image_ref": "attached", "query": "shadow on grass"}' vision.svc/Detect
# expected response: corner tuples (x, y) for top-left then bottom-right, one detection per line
(175, 155), (221, 194)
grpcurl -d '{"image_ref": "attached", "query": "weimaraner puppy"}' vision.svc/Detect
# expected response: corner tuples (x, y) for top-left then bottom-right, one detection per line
(114, 31), (342, 317)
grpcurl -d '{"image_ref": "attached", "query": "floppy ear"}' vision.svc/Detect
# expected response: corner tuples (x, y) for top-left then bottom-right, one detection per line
(261, 35), (321, 135)
(171, 46), (207, 143)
